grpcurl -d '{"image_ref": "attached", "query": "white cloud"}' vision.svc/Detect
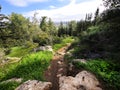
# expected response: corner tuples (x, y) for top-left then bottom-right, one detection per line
(6, 0), (48, 7)
(49, 5), (56, 9)
(23, 0), (105, 22)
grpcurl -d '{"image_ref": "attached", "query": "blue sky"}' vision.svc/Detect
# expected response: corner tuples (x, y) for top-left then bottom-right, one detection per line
(0, 0), (105, 22)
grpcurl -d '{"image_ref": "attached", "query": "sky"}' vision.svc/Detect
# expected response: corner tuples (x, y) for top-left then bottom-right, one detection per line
(0, 0), (105, 22)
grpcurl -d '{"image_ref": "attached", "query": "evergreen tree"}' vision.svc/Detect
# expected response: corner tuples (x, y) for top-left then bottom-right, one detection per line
(94, 8), (99, 25)
(40, 16), (48, 31)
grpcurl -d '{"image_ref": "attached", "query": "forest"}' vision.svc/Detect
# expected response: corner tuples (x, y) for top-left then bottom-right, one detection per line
(0, 0), (120, 90)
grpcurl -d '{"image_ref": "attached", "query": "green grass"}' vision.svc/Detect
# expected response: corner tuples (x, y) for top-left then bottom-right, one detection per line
(53, 37), (74, 51)
(0, 82), (20, 90)
(2, 51), (52, 81)
(0, 51), (53, 89)
(73, 59), (120, 90)
(7, 46), (32, 57)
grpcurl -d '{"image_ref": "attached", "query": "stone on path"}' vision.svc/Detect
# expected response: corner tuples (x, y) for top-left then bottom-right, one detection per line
(15, 80), (52, 90)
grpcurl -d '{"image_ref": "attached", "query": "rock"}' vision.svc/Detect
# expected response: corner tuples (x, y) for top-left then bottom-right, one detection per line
(57, 61), (63, 65)
(56, 52), (65, 56)
(72, 59), (87, 64)
(15, 80), (52, 90)
(59, 76), (78, 90)
(68, 63), (74, 71)
(59, 70), (102, 90)
(45, 46), (53, 52)
(0, 78), (23, 84)
(34, 45), (53, 52)
(75, 71), (102, 90)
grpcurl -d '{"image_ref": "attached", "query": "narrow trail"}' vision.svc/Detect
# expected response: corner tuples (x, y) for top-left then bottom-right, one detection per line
(44, 44), (70, 90)
(44, 43), (103, 90)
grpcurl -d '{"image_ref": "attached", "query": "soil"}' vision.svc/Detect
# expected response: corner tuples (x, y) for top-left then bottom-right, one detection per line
(44, 44), (70, 90)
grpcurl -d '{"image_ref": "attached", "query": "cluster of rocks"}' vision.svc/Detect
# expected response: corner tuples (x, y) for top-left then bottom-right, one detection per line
(59, 70), (102, 90)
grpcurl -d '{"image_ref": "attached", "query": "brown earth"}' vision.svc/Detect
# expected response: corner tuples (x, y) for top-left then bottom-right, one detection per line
(44, 44), (70, 90)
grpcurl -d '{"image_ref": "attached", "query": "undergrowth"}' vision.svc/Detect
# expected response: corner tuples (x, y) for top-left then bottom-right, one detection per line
(73, 59), (120, 90)
(7, 46), (32, 57)
(0, 51), (53, 89)
(53, 37), (74, 51)
(0, 82), (20, 90)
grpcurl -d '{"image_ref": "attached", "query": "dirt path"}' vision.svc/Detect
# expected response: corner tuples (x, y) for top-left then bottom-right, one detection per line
(44, 44), (70, 90)
(44, 43), (103, 90)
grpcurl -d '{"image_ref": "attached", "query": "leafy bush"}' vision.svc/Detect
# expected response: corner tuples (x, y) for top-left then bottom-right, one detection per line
(33, 31), (50, 45)
(52, 36), (62, 44)
(74, 59), (120, 90)
(74, 21), (120, 61)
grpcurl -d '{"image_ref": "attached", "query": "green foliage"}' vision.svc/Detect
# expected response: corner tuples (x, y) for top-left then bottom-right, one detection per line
(0, 51), (53, 82)
(33, 31), (50, 45)
(74, 19), (120, 60)
(7, 47), (30, 57)
(101, 8), (120, 23)
(40, 16), (48, 31)
(74, 59), (120, 89)
(0, 82), (20, 90)
(93, 8), (100, 25)
(53, 37), (74, 51)
(7, 44), (38, 57)
(52, 36), (62, 44)
(87, 26), (100, 35)
(79, 25), (100, 38)
(7, 13), (30, 46)
(0, 62), (18, 81)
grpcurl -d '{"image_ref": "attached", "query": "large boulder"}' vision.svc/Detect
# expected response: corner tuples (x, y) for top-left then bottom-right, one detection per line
(59, 70), (102, 90)
(15, 80), (52, 90)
